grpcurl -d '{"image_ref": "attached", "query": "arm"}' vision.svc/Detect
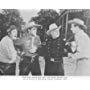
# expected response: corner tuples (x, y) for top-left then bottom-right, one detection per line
(7, 39), (19, 63)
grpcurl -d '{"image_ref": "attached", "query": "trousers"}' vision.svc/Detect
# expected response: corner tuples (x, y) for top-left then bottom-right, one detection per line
(19, 55), (41, 75)
(0, 62), (16, 75)
(44, 58), (64, 76)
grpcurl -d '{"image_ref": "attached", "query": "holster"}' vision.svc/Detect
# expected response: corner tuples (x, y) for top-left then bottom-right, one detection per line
(0, 62), (16, 75)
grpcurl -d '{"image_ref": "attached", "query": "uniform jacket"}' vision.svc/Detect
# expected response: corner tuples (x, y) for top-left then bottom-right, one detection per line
(45, 36), (65, 60)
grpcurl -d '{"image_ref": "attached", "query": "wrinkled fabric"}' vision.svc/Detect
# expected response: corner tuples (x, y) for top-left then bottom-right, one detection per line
(0, 36), (17, 63)
(74, 58), (90, 76)
(73, 30), (90, 76)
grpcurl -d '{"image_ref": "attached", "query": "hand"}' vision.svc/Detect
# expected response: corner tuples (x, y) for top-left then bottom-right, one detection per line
(51, 58), (54, 62)
(68, 53), (77, 60)
(9, 56), (20, 64)
(65, 42), (70, 46)
(30, 48), (37, 53)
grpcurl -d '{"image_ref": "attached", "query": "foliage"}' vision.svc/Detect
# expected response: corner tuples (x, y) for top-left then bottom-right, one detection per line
(0, 9), (25, 40)
(30, 9), (60, 41)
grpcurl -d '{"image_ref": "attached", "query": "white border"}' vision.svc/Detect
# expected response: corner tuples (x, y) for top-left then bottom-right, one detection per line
(0, 0), (90, 90)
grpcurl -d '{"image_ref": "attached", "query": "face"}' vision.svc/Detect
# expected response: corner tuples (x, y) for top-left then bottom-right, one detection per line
(71, 24), (76, 33)
(10, 29), (17, 40)
(51, 29), (60, 39)
(71, 24), (79, 34)
(31, 27), (37, 35)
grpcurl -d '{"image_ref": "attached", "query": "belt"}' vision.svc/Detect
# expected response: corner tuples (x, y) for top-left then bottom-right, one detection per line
(23, 53), (38, 63)
(50, 58), (63, 63)
(50, 60), (63, 63)
(77, 57), (88, 61)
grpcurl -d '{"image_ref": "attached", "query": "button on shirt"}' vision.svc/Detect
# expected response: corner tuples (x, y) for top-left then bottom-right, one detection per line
(46, 36), (64, 59)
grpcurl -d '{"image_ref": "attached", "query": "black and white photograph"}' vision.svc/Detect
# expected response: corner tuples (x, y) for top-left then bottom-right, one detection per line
(0, 9), (90, 76)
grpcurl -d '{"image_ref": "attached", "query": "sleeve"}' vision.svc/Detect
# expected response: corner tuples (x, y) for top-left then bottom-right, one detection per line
(72, 36), (86, 59)
(7, 39), (17, 61)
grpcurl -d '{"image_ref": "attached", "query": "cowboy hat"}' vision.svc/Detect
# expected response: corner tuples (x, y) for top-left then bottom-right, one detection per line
(7, 25), (17, 33)
(26, 22), (42, 29)
(68, 18), (87, 30)
(47, 23), (61, 35)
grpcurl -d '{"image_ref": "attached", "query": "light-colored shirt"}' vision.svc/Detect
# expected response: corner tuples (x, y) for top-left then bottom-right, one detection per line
(74, 30), (90, 58)
(0, 36), (17, 63)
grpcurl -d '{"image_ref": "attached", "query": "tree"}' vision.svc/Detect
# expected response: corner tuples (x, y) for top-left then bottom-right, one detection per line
(30, 9), (60, 41)
(0, 9), (25, 40)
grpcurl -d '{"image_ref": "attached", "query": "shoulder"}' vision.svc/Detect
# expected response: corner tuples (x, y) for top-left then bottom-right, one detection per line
(1, 36), (11, 43)
(81, 32), (90, 41)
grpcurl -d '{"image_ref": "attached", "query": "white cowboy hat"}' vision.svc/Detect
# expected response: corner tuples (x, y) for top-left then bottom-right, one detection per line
(26, 22), (42, 29)
(47, 23), (61, 35)
(68, 18), (87, 30)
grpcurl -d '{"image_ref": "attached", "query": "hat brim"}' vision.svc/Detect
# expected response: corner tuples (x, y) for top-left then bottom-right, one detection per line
(26, 24), (42, 29)
(68, 20), (87, 30)
(47, 26), (61, 35)
(47, 27), (58, 35)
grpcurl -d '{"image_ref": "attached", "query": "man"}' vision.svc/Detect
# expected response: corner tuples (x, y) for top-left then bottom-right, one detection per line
(44, 23), (65, 75)
(0, 25), (20, 75)
(68, 18), (90, 76)
(16, 22), (42, 75)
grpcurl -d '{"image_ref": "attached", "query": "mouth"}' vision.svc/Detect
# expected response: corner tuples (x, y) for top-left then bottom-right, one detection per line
(14, 36), (17, 39)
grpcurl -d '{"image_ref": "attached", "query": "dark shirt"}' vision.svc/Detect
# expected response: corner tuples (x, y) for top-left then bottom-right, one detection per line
(45, 36), (65, 60)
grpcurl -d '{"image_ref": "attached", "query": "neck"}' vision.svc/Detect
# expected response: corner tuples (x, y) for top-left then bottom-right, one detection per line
(52, 36), (59, 39)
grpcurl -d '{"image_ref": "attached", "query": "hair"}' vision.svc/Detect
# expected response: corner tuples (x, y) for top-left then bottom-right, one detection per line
(8, 25), (16, 32)
(27, 27), (38, 35)
(7, 25), (17, 36)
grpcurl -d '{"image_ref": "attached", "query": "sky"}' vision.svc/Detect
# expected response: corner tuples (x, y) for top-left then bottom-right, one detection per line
(0, 9), (39, 23)
(19, 9), (60, 23)
(19, 9), (40, 23)
(0, 9), (59, 23)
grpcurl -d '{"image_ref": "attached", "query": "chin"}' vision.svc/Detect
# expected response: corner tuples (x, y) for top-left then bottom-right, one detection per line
(52, 37), (58, 39)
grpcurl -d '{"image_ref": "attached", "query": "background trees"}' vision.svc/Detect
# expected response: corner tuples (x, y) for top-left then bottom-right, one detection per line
(30, 9), (60, 42)
(0, 9), (25, 40)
